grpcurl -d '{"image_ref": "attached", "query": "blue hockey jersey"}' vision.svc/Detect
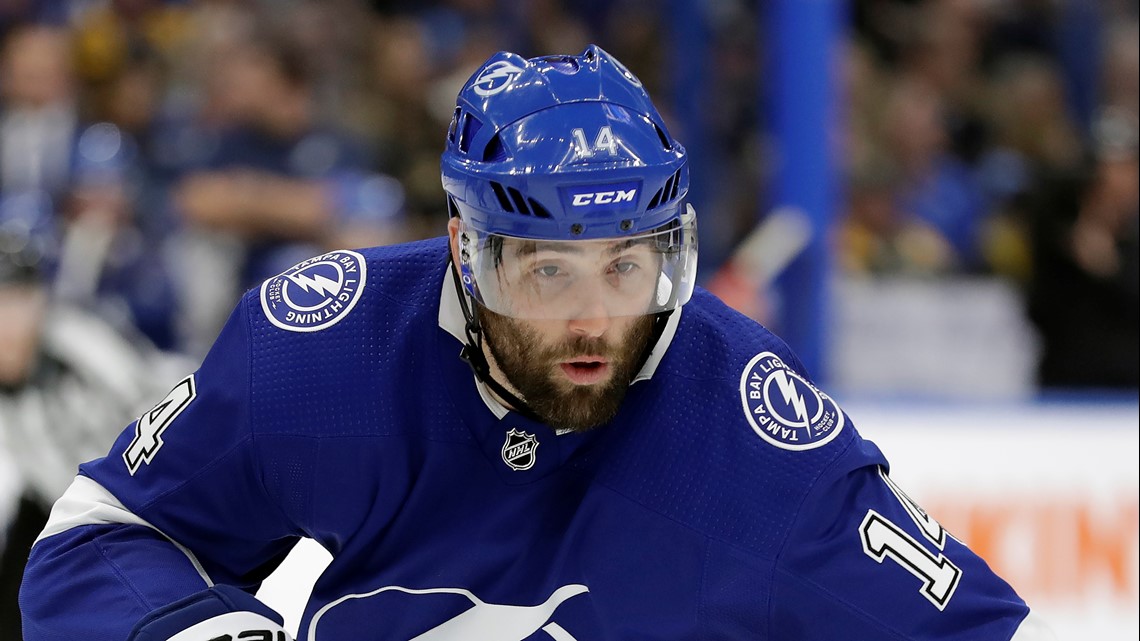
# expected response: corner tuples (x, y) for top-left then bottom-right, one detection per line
(21, 238), (1048, 640)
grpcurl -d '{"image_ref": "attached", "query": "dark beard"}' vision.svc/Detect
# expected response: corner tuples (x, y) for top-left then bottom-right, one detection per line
(478, 306), (655, 433)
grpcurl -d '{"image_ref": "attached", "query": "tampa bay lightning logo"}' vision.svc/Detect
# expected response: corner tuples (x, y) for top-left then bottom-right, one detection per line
(739, 351), (844, 451)
(308, 584), (589, 640)
(472, 61), (524, 97)
(260, 250), (367, 332)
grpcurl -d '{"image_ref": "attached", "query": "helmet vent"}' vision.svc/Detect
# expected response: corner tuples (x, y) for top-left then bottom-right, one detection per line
(527, 197), (552, 218)
(458, 113), (482, 154)
(483, 134), (508, 162)
(647, 168), (683, 210)
(653, 123), (671, 150)
(538, 55), (580, 74)
(490, 181), (514, 211)
(488, 181), (551, 218)
(447, 107), (461, 144)
(507, 186), (529, 213)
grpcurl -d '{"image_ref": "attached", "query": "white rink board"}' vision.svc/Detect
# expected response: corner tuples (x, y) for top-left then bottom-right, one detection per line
(257, 399), (1139, 640)
(845, 399), (1139, 641)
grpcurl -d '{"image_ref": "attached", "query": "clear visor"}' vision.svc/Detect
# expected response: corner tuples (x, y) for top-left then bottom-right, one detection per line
(458, 205), (698, 320)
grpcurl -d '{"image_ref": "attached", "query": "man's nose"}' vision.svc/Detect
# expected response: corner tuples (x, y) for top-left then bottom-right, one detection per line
(567, 313), (610, 338)
(565, 290), (612, 338)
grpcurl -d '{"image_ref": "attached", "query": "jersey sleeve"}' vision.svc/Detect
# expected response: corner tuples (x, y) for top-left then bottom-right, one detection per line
(21, 295), (302, 640)
(770, 435), (1036, 641)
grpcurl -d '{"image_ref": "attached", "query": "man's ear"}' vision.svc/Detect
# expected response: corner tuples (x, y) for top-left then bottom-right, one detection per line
(447, 216), (462, 268)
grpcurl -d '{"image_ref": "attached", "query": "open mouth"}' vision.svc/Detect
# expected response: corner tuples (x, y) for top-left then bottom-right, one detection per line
(559, 358), (611, 385)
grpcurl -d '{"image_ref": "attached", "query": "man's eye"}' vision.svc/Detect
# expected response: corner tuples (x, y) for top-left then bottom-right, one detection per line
(613, 261), (639, 274)
(535, 265), (561, 277)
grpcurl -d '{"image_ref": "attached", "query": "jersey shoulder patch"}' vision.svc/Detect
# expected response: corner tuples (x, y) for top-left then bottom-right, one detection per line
(260, 249), (367, 332)
(738, 351), (845, 451)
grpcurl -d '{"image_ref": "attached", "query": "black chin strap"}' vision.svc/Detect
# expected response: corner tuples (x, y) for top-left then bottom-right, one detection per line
(448, 258), (674, 425)
(636, 309), (674, 375)
(450, 259), (545, 423)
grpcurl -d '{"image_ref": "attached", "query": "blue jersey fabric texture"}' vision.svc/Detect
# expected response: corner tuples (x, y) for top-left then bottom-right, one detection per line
(21, 237), (1031, 640)
(128, 585), (287, 640)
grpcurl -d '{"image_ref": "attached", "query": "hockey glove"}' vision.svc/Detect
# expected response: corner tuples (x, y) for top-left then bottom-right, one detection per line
(128, 584), (294, 641)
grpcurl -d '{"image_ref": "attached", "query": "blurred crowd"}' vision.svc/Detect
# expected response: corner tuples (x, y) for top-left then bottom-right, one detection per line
(0, 0), (1134, 382)
(0, 0), (1136, 635)
(841, 0), (1138, 390)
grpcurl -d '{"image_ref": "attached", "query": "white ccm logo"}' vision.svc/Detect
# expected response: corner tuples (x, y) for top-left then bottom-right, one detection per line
(571, 189), (636, 207)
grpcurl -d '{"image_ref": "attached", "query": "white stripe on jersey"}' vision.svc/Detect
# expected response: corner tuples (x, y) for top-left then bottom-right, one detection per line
(36, 474), (214, 587)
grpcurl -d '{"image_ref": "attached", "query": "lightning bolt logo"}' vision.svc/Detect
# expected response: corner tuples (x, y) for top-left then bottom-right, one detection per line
(773, 370), (810, 427)
(473, 61), (524, 96)
(309, 584), (588, 641)
(260, 249), (368, 333)
(287, 271), (341, 297)
(738, 351), (846, 451)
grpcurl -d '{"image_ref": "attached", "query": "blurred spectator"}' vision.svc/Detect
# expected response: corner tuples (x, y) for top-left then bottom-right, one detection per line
(971, 53), (1084, 285)
(0, 194), (191, 638)
(0, 0), (70, 35)
(75, 35), (189, 348)
(2, 17), (184, 352)
(1100, 19), (1138, 118)
(169, 21), (406, 353)
(1027, 109), (1139, 389)
(364, 14), (452, 237)
(840, 71), (982, 274)
(69, 0), (193, 104)
(55, 120), (188, 351)
(285, 0), (380, 140)
(0, 23), (77, 200)
(886, 74), (989, 270)
(839, 151), (956, 276)
(985, 54), (1084, 176)
(897, 0), (992, 163)
(70, 1), (252, 353)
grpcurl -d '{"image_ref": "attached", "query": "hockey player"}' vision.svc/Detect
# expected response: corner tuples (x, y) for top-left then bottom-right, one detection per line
(20, 46), (1055, 640)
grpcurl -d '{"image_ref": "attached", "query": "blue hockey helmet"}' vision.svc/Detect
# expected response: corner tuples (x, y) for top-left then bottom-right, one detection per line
(442, 45), (697, 320)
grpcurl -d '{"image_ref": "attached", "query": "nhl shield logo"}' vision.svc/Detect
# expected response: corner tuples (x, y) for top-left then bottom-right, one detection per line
(501, 429), (539, 471)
